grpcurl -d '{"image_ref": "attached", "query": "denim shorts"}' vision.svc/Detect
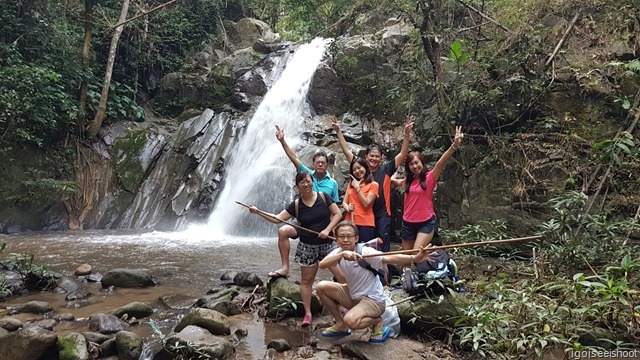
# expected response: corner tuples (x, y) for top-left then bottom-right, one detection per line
(400, 216), (439, 242)
(294, 241), (336, 267)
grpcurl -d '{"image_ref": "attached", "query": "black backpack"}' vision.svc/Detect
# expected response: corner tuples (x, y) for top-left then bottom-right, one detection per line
(402, 250), (463, 296)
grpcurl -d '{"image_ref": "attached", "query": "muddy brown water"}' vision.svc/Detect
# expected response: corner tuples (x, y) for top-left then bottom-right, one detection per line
(0, 228), (326, 359)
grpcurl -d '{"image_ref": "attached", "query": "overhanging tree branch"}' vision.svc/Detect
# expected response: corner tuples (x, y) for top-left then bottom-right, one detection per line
(109, 0), (178, 30)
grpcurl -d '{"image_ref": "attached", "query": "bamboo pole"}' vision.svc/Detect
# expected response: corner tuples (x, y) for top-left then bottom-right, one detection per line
(361, 235), (542, 258)
(236, 201), (337, 241)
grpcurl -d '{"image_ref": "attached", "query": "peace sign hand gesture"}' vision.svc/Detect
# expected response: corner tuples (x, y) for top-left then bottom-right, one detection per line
(404, 115), (414, 135)
(330, 116), (340, 132)
(452, 126), (464, 149)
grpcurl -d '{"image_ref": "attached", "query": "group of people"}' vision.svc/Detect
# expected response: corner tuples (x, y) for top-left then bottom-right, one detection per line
(247, 116), (464, 342)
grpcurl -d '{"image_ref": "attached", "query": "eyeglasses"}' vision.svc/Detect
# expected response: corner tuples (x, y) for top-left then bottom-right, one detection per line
(336, 234), (356, 240)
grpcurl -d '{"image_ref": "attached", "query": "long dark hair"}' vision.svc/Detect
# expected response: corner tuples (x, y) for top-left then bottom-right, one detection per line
(404, 151), (428, 193)
(350, 157), (373, 184)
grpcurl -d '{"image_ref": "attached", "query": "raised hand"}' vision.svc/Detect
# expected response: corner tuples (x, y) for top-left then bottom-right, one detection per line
(330, 116), (340, 132)
(453, 126), (464, 148)
(275, 125), (285, 141)
(404, 115), (414, 135)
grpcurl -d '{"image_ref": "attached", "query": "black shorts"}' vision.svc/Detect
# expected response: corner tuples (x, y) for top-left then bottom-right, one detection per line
(400, 216), (438, 242)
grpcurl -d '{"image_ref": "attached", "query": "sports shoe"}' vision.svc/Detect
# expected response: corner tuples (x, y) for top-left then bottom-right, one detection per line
(301, 314), (312, 327)
(402, 267), (416, 292)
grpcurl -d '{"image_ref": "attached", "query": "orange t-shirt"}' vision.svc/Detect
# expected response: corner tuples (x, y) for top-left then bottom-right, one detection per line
(345, 181), (379, 227)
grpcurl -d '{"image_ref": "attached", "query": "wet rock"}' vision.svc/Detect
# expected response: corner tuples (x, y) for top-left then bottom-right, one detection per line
(56, 276), (82, 293)
(296, 345), (314, 358)
(74, 264), (92, 276)
(394, 290), (470, 337)
(79, 273), (102, 282)
(21, 300), (53, 314)
(24, 319), (56, 331)
(41, 202), (69, 231)
(65, 288), (92, 301)
(233, 272), (264, 287)
(53, 312), (75, 321)
(88, 313), (129, 334)
(175, 308), (230, 335)
(0, 327), (57, 360)
(100, 337), (118, 357)
(267, 338), (292, 352)
(116, 330), (143, 360)
(219, 271), (238, 281)
(82, 331), (111, 344)
(200, 299), (242, 316)
(0, 317), (23, 331)
(0, 327), (8, 337)
(159, 293), (197, 310)
(236, 72), (267, 96)
(57, 332), (89, 360)
(162, 325), (235, 360)
(101, 268), (155, 288)
(202, 286), (240, 300)
(308, 63), (344, 115)
(110, 301), (154, 319)
(267, 277), (322, 318)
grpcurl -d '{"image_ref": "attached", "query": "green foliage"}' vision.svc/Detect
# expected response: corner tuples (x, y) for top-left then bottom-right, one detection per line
(87, 82), (145, 122)
(443, 219), (510, 257)
(166, 340), (213, 359)
(538, 191), (640, 271)
(0, 45), (75, 149)
(0, 244), (56, 295)
(455, 254), (639, 358)
(593, 131), (636, 166)
(273, 296), (302, 312)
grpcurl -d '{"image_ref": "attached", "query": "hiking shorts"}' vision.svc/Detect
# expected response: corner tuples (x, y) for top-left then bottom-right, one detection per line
(331, 283), (386, 318)
(295, 241), (336, 267)
(401, 216), (438, 242)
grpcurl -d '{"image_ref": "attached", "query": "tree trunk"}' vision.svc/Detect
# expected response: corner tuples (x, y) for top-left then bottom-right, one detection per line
(87, 0), (130, 138)
(76, 0), (93, 137)
(417, 0), (448, 115)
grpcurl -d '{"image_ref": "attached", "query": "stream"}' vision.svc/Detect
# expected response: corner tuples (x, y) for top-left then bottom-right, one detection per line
(0, 227), (325, 359)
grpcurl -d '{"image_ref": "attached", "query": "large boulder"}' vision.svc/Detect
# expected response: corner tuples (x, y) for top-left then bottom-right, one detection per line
(110, 301), (154, 319)
(393, 290), (471, 338)
(267, 277), (322, 318)
(175, 308), (230, 335)
(88, 313), (129, 334)
(0, 327), (57, 360)
(101, 268), (155, 288)
(160, 325), (235, 360)
(116, 330), (143, 360)
(57, 332), (89, 360)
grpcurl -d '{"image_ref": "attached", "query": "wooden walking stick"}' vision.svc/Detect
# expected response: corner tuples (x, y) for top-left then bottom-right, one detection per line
(236, 201), (337, 241)
(361, 235), (542, 258)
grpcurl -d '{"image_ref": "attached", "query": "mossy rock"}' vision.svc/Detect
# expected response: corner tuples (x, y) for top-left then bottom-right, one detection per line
(175, 308), (230, 336)
(394, 290), (470, 338)
(57, 332), (88, 360)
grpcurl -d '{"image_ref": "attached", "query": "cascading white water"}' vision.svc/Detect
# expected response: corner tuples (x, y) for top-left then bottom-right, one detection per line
(208, 38), (332, 236)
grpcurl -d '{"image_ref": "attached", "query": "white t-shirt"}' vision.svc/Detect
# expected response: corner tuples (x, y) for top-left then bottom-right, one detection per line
(330, 246), (387, 303)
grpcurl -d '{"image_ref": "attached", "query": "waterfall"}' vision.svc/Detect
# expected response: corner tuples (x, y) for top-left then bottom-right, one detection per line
(208, 38), (332, 237)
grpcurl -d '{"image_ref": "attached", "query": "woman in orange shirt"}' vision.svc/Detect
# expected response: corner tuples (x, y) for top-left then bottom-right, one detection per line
(342, 157), (379, 243)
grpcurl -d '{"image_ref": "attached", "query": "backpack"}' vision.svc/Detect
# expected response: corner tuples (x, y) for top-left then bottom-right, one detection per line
(354, 241), (390, 286)
(402, 250), (464, 296)
(295, 191), (326, 219)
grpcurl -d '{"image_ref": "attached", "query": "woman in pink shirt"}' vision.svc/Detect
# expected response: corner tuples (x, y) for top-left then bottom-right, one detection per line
(392, 127), (463, 273)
